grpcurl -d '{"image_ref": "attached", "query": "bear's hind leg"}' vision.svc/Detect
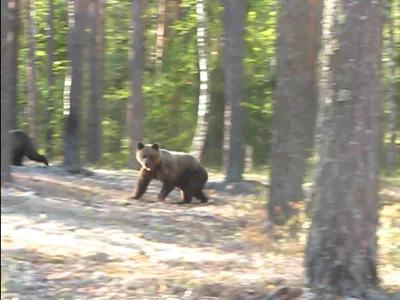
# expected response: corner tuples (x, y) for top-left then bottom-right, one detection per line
(13, 150), (24, 166)
(194, 190), (208, 203)
(178, 189), (193, 204)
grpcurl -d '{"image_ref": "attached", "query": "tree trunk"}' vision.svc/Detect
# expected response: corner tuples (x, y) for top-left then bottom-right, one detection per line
(155, 0), (167, 73)
(1, 0), (11, 183)
(385, 0), (397, 176)
(190, 0), (210, 161)
(64, 0), (87, 172)
(86, 0), (103, 165)
(45, 0), (55, 159)
(305, 0), (384, 297)
(129, 0), (146, 170)
(222, 0), (246, 183)
(268, 0), (322, 225)
(24, 0), (39, 146)
(8, 0), (20, 131)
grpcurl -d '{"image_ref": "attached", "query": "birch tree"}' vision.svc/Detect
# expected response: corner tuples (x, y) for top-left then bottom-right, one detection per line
(190, 0), (210, 161)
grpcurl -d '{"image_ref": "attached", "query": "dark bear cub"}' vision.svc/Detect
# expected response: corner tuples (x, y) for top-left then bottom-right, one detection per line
(129, 142), (208, 204)
(10, 130), (49, 167)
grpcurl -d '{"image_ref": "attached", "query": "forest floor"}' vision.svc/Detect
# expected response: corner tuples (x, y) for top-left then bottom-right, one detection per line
(1, 163), (399, 300)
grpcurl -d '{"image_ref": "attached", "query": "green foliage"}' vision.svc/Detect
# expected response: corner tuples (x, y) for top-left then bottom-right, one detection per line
(13, 0), (399, 170)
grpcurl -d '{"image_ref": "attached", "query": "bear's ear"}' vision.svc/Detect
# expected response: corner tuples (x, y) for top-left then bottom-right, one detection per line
(137, 142), (145, 150)
(151, 143), (160, 151)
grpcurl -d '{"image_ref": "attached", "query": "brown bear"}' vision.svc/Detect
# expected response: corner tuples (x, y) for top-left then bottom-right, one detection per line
(129, 142), (208, 204)
(9, 130), (49, 167)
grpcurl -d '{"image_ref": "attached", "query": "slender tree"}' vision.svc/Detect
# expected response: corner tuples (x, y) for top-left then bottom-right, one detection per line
(268, 0), (323, 225)
(8, 0), (20, 130)
(155, 0), (167, 73)
(385, 0), (398, 176)
(64, 0), (87, 172)
(86, 0), (103, 164)
(45, 0), (55, 158)
(129, 0), (146, 169)
(2, 0), (11, 183)
(190, 0), (210, 161)
(305, 0), (384, 296)
(222, 0), (246, 183)
(24, 0), (39, 146)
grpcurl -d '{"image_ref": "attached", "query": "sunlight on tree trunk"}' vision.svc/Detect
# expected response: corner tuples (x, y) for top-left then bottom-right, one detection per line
(86, 0), (103, 165)
(45, 0), (55, 159)
(1, 0), (11, 183)
(24, 0), (39, 147)
(190, 0), (210, 161)
(385, 0), (398, 176)
(129, 0), (146, 170)
(268, 0), (322, 225)
(8, 0), (20, 131)
(222, 0), (246, 183)
(305, 0), (384, 296)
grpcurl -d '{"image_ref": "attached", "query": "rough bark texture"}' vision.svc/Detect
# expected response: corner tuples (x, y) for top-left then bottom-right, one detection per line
(190, 0), (210, 161)
(305, 0), (384, 297)
(64, 0), (87, 171)
(8, 0), (20, 131)
(268, 0), (322, 225)
(45, 0), (55, 158)
(385, 0), (397, 176)
(86, 0), (103, 165)
(24, 0), (39, 146)
(129, 0), (146, 170)
(222, 0), (246, 183)
(2, 0), (11, 183)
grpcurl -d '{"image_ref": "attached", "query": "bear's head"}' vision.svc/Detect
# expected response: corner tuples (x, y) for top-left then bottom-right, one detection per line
(136, 142), (161, 171)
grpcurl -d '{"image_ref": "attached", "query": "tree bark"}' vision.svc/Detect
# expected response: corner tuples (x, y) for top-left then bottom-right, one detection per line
(222, 0), (246, 183)
(64, 0), (87, 171)
(155, 0), (167, 73)
(2, 0), (12, 183)
(8, 0), (20, 131)
(268, 0), (322, 225)
(129, 0), (146, 170)
(305, 0), (384, 296)
(86, 0), (103, 165)
(385, 0), (397, 176)
(24, 0), (39, 146)
(190, 0), (210, 161)
(45, 0), (55, 159)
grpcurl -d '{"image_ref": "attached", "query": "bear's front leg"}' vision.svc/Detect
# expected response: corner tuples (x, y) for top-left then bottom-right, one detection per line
(157, 181), (175, 202)
(129, 168), (154, 200)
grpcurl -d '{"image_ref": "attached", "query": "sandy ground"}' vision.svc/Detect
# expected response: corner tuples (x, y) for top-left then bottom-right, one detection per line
(1, 164), (399, 299)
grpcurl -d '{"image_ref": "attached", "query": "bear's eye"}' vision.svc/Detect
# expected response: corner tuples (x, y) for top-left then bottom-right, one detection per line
(142, 154), (147, 159)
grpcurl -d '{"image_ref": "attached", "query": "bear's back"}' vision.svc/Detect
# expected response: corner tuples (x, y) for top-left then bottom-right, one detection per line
(160, 149), (203, 175)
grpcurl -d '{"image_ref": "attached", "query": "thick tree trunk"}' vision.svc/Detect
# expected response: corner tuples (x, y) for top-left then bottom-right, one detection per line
(305, 0), (384, 297)
(24, 0), (39, 146)
(64, 0), (87, 171)
(268, 0), (322, 225)
(190, 0), (210, 161)
(129, 0), (146, 170)
(385, 0), (397, 176)
(222, 0), (246, 183)
(1, 0), (11, 183)
(45, 0), (55, 159)
(8, 0), (20, 131)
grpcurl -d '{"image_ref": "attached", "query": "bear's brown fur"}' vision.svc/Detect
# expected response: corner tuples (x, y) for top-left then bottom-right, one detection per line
(9, 130), (49, 167)
(129, 142), (208, 204)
